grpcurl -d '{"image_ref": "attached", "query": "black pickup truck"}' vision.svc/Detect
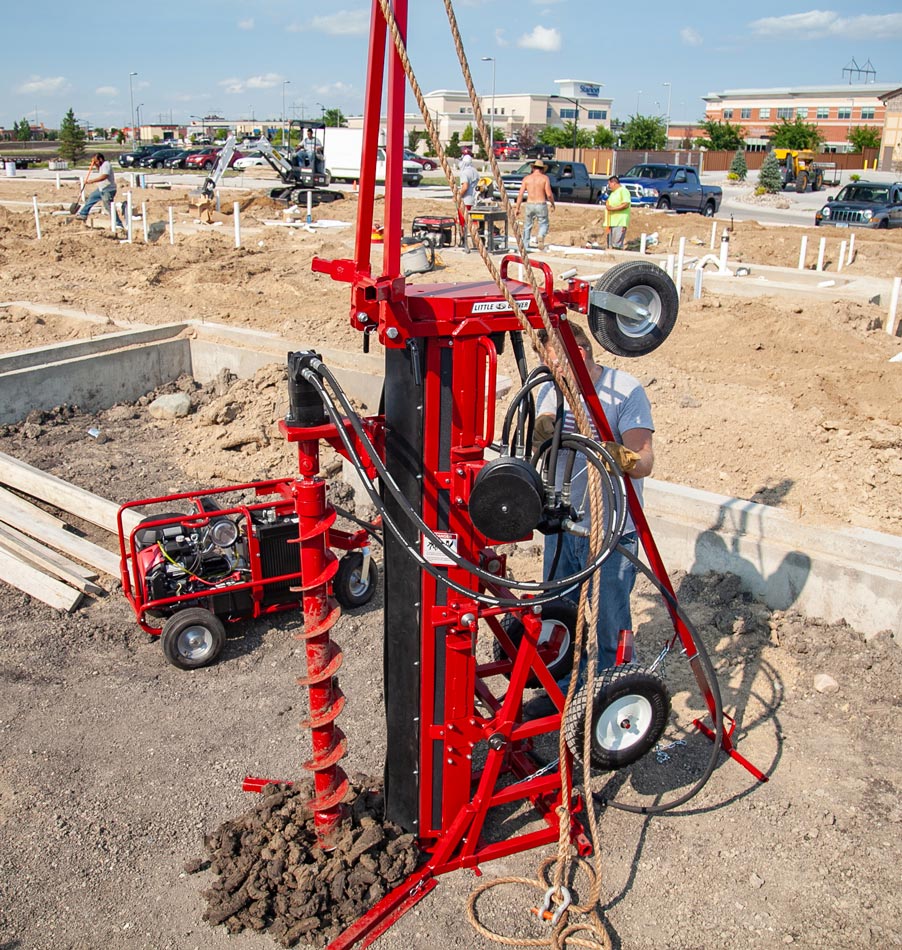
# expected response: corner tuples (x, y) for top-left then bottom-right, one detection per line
(617, 164), (722, 216)
(815, 180), (902, 229)
(499, 159), (607, 204)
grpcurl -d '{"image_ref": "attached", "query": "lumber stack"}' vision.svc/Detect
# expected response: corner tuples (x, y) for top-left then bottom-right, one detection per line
(0, 450), (140, 612)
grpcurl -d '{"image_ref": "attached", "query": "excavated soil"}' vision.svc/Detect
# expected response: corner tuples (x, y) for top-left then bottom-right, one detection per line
(0, 176), (901, 950)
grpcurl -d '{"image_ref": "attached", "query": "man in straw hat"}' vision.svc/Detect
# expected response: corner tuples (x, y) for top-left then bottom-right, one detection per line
(514, 158), (556, 251)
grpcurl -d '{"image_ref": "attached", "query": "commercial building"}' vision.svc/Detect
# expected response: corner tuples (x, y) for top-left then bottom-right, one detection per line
(879, 88), (902, 170)
(346, 80), (612, 146)
(703, 84), (898, 152)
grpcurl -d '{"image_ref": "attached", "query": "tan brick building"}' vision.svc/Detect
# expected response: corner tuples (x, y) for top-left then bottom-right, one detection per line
(879, 88), (902, 171)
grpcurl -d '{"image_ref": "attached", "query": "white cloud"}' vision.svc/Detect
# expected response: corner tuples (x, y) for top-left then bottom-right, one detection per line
(238, 17), (254, 30)
(312, 81), (354, 96)
(219, 73), (283, 94)
(749, 10), (902, 40)
(680, 26), (703, 46)
(310, 10), (369, 35)
(495, 28), (509, 46)
(517, 25), (561, 52)
(95, 85), (118, 97)
(16, 75), (69, 95)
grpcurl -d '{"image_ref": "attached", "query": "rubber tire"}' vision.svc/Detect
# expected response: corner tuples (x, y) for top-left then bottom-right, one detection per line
(161, 608), (225, 670)
(656, 196), (671, 211)
(812, 172), (823, 192)
(203, 161), (213, 170)
(422, 160), (437, 171)
(494, 600), (577, 688)
(333, 552), (379, 608)
(796, 173), (809, 193)
(703, 201), (715, 217)
(589, 261), (680, 357)
(564, 664), (671, 770)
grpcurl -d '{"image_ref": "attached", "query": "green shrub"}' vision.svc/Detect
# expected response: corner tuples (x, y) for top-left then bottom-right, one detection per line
(729, 149), (748, 181)
(757, 152), (783, 194)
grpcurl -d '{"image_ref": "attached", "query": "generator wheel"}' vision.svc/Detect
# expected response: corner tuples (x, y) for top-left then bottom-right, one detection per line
(161, 608), (225, 670)
(493, 600), (577, 687)
(333, 552), (379, 608)
(564, 664), (671, 770)
(795, 172), (809, 193)
(589, 261), (679, 357)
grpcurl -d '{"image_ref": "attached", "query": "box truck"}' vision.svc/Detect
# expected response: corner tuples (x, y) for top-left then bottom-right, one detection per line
(324, 128), (423, 187)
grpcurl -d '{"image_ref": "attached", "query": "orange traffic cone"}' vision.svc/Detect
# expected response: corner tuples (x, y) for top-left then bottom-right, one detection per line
(352, 179), (358, 193)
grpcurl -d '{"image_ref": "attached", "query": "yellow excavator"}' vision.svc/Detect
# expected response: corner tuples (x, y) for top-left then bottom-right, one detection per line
(773, 148), (837, 193)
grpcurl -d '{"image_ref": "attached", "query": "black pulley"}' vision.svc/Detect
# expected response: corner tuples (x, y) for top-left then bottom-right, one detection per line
(469, 456), (545, 542)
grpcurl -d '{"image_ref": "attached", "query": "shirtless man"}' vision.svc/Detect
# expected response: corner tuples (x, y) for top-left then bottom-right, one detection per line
(514, 159), (555, 250)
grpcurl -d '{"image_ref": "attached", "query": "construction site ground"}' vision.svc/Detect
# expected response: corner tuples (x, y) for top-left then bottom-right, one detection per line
(0, 175), (900, 950)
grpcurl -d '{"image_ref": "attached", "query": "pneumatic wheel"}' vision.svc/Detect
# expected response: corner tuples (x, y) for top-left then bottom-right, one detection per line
(589, 261), (679, 357)
(795, 172), (809, 193)
(493, 600), (577, 687)
(656, 196), (671, 210)
(703, 201), (716, 217)
(564, 664), (671, 770)
(333, 552), (379, 608)
(813, 171), (823, 192)
(161, 608), (225, 670)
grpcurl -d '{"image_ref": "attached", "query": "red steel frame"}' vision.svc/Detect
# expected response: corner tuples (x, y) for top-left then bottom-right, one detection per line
(248, 1), (765, 946)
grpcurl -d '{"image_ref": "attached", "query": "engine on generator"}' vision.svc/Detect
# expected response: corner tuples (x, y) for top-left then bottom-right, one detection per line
(133, 503), (303, 621)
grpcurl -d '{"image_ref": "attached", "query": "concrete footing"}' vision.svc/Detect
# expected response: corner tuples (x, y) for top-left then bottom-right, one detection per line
(1, 307), (898, 639)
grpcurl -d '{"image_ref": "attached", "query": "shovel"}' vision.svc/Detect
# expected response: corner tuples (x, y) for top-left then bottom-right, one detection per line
(68, 158), (96, 215)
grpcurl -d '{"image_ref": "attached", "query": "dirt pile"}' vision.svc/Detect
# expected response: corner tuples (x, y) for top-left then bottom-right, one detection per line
(196, 778), (420, 948)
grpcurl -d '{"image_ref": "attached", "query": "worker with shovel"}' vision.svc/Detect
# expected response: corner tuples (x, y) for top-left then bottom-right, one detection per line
(72, 153), (124, 229)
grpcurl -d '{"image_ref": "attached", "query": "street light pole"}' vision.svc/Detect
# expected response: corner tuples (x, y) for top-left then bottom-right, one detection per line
(663, 82), (672, 147)
(282, 80), (291, 148)
(550, 94), (590, 161)
(481, 57), (495, 157)
(129, 71), (137, 147)
(136, 104), (143, 142)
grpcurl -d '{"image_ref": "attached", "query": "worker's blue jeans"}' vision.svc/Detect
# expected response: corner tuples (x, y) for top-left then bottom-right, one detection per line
(523, 202), (550, 247)
(78, 185), (123, 227)
(544, 530), (639, 678)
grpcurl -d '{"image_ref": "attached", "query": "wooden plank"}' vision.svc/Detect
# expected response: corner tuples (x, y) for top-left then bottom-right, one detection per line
(0, 527), (105, 595)
(0, 486), (68, 530)
(0, 450), (141, 536)
(0, 522), (98, 579)
(0, 510), (121, 577)
(0, 547), (83, 612)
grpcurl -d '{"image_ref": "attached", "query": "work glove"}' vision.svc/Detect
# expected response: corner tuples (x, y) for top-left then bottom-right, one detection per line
(602, 441), (639, 474)
(532, 413), (556, 451)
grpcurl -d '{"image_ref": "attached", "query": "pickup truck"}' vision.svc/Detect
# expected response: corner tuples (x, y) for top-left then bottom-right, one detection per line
(815, 180), (902, 229)
(500, 160), (606, 204)
(616, 164), (722, 216)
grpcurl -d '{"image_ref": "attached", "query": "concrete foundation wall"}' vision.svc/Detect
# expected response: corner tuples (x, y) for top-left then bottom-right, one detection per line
(1, 316), (898, 638)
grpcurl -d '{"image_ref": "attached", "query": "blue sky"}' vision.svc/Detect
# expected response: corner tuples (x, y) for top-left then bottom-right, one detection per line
(3, 1), (902, 132)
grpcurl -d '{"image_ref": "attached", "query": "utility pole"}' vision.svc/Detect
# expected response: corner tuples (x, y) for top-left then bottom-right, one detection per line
(482, 57), (495, 156)
(663, 82), (672, 146)
(129, 71), (138, 146)
(282, 80), (291, 148)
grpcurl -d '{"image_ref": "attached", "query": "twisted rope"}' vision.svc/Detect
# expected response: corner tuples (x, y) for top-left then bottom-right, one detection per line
(374, 2), (612, 945)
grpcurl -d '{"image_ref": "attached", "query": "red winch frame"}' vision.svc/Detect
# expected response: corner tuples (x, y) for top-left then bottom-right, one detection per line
(244, 2), (765, 947)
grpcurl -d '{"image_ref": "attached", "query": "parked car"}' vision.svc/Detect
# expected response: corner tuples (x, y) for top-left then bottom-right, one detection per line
(163, 149), (202, 169)
(493, 143), (521, 161)
(615, 164), (722, 216)
(522, 144), (556, 161)
(137, 148), (184, 168)
(403, 148), (438, 171)
(184, 147), (242, 171)
(118, 144), (170, 167)
(815, 180), (902, 229)
(500, 159), (606, 204)
(233, 151), (268, 170)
